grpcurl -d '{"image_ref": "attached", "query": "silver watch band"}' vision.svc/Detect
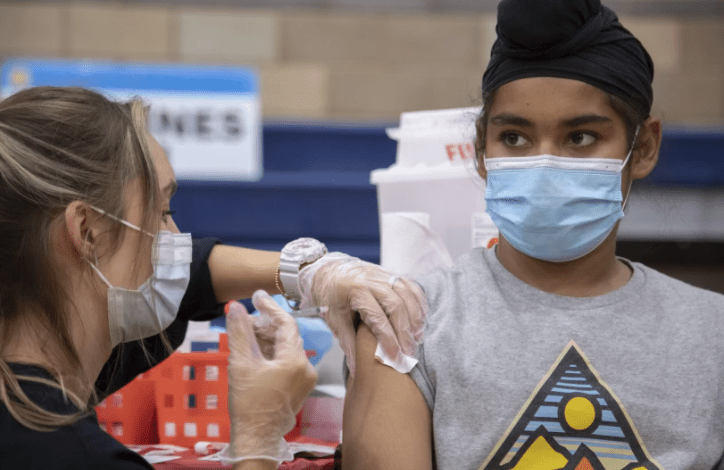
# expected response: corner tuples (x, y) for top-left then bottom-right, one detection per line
(279, 258), (303, 302)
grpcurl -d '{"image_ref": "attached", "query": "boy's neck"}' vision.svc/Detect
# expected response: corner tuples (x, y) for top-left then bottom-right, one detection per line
(494, 233), (632, 298)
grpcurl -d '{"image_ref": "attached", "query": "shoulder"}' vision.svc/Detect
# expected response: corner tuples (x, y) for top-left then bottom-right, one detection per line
(192, 237), (221, 263)
(0, 381), (152, 470)
(633, 261), (724, 321)
(73, 413), (153, 469)
(0, 414), (152, 470)
(413, 249), (497, 329)
(415, 249), (491, 304)
(635, 262), (724, 304)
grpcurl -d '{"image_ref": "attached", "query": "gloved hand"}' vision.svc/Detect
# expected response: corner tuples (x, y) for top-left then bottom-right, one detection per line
(221, 291), (318, 466)
(298, 252), (427, 377)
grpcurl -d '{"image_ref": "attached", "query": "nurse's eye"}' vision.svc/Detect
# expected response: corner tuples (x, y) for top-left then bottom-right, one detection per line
(569, 131), (598, 147)
(162, 210), (176, 224)
(500, 132), (529, 147)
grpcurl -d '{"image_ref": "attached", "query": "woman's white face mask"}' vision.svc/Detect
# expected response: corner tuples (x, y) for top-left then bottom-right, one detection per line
(89, 207), (192, 347)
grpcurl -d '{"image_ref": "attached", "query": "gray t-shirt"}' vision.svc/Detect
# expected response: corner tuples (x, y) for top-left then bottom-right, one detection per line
(410, 247), (724, 470)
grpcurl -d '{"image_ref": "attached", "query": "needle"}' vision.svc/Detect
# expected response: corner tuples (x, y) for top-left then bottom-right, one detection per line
(292, 306), (328, 318)
(253, 306), (328, 329)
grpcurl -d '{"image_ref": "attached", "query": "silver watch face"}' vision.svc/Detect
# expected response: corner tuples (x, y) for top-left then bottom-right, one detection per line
(283, 238), (326, 264)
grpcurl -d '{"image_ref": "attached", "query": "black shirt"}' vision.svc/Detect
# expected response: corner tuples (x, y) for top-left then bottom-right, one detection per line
(0, 238), (223, 470)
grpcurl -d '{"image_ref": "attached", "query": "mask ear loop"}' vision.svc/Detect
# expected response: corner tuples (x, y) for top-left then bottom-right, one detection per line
(91, 206), (154, 238)
(89, 253), (114, 289)
(482, 152), (491, 172)
(621, 125), (641, 211)
(88, 206), (157, 286)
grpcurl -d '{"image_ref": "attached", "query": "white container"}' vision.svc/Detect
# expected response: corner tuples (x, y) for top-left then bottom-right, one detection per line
(371, 162), (489, 264)
(386, 107), (481, 167)
(373, 107), (500, 265)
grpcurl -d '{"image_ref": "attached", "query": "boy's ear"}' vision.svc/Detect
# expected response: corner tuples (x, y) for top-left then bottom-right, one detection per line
(475, 118), (488, 180)
(630, 117), (661, 180)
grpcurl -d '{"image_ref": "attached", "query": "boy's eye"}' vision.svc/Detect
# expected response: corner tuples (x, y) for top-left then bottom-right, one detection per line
(570, 131), (597, 146)
(502, 132), (528, 147)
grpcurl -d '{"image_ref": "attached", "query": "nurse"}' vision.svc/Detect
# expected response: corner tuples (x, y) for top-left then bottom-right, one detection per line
(343, 0), (724, 469)
(0, 86), (425, 469)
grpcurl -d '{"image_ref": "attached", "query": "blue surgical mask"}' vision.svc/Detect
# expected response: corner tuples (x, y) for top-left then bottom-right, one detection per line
(484, 134), (637, 263)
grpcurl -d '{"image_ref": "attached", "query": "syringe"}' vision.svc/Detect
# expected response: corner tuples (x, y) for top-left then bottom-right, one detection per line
(291, 306), (328, 318)
(253, 306), (328, 329)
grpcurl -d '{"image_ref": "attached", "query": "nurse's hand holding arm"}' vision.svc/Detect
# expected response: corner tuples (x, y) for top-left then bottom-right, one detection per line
(222, 292), (317, 470)
(208, 246), (427, 378)
(299, 252), (427, 377)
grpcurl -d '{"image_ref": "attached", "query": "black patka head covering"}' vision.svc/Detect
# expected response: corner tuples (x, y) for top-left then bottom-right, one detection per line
(483, 0), (655, 119)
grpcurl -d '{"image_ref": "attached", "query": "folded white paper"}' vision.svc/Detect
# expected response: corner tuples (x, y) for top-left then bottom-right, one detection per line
(194, 441), (226, 455)
(129, 445), (186, 465)
(141, 451), (181, 464)
(374, 342), (418, 373)
(198, 441), (335, 461)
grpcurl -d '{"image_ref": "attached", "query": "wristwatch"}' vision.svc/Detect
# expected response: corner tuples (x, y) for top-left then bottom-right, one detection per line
(279, 238), (328, 306)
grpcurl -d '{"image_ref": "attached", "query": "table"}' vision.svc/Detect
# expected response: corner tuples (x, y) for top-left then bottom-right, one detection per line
(139, 436), (338, 470)
(153, 454), (335, 470)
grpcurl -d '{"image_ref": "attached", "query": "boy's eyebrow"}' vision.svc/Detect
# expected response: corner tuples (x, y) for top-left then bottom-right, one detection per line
(489, 113), (533, 127)
(561, 114), (613, 127)
(489, 113), (614, 128)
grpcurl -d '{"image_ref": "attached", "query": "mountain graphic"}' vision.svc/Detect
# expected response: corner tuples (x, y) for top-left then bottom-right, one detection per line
(478, 341), (663, 470)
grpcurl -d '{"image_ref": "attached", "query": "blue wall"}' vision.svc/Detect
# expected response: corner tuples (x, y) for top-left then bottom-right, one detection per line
(647, 128), (724, 186)
(173, 123), (724, 263)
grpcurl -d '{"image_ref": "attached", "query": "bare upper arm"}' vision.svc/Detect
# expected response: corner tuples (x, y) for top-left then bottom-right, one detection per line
(342, 323), (433, 470)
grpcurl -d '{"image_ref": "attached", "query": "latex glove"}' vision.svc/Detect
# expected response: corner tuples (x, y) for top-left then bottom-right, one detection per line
(298, 252), (427, 377)
(221, 291), (318, 466)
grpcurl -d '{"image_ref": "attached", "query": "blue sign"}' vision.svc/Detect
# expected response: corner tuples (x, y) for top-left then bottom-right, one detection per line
(1, 58), (262, 181)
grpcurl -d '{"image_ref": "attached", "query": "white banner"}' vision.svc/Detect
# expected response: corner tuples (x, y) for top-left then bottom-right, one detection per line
(1, 59), (262, 181)
(108, 90), (261, 180)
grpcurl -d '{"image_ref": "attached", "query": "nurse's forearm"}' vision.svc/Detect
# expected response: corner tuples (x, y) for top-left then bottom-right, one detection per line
(208, 245), (282, 302)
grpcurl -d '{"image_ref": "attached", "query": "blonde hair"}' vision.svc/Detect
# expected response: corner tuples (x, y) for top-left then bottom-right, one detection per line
(0, 86), (160, 431)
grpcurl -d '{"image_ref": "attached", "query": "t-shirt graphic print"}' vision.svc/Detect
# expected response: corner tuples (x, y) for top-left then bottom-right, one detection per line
(479, 341), (663, 470)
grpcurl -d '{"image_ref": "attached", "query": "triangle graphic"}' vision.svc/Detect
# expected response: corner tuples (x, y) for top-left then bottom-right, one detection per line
(564, 444), (608, 470)
(478, 341), (663, 470)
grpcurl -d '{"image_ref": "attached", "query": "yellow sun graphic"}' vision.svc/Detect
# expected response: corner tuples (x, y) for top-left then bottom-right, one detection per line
(564, 396), (596, 431)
